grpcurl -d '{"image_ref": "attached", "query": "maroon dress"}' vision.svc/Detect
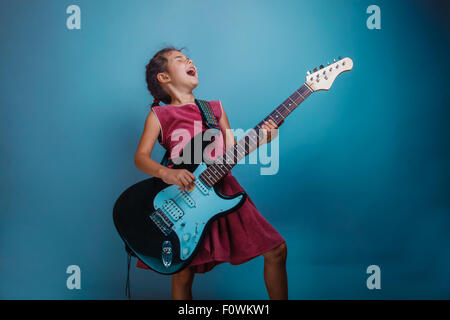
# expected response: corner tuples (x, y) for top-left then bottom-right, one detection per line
(136, 100), (285, 273)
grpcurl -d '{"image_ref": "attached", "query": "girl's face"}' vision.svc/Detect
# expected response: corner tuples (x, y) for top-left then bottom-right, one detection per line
(164, 50), (198, 88)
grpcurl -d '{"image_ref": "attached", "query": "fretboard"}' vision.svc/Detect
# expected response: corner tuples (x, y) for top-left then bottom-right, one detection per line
(199, 83), (313, 187)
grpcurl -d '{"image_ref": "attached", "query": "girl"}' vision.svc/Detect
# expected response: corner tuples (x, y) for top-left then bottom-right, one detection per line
(134, 46), (288, 300)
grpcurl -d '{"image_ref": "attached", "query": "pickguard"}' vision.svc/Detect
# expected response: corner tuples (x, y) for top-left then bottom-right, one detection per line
(153, 162), (244, 261)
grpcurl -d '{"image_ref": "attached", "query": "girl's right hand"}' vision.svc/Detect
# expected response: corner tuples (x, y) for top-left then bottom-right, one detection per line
(161, 168), (196, 191)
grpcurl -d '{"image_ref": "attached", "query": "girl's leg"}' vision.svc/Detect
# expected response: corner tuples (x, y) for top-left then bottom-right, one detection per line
(262, 242), (288, 300)
(171, 266), (195, 300)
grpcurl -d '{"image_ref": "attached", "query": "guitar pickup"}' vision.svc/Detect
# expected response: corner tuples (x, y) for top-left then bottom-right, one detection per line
(194, 178), (209, 195)
(179, 190), (196, 208)
(163, 199), (184, 221)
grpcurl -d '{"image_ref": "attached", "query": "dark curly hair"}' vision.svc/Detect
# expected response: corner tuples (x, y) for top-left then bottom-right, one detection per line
(145, 45), (187, 107)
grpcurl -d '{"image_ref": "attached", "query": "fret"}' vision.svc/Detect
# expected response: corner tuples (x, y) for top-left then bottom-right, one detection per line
(294, 91), (304, 102)
(229, 144), (242, 160)
(212, 166), (223, 183)
(277, 106), (288, 118)
(243, 135), (258, 154)
(265, 114), (277, 123)
(213, 170), (221, 180)
(240, 144), (251, 160)
(222, 152), (231, 166)
(232, 150), (243, 162)
(223, 149), (238, 165)
(240, 141), (248, 156)
(217, 163), (231, 172)
(217, 163), (228, 172)
(209, 174), (216, 186)
(214, 163), (226, 175)
(246, 136), (256, 153)
(217, 154), (228, 168)
(247, 132), (258, 145)
(291, 94), (300, 104)
(230, 148), (240, 165)
(208, 167), (220, 181)
(283, 102), (293, 113)
(219, 162), (230, 173)
(200, 172), (213, 186)
(210, 166), (221, 179)
(269, 112), (283, 124)
(287, 96), (296, 106)
(206, 171), (216, 182)
(296, 90), (305, 100)
(293, 90), (305, 103)
(274, 108), (284, 119)
(245, 134), (256, 150)
(290, 93), (302, 104)
(237, 141), (246, 153)
(214, 161), (223, 169)
(199, 174), (211, 187)
(235, 138), (250, 160)
(303, 83), (313, 93)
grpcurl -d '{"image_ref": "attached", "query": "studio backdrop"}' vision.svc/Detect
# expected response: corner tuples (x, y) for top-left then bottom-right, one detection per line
(1, 0), (449, 299)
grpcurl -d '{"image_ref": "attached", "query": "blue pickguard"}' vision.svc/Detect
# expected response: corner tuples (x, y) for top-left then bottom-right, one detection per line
(153, 162), (244, 261)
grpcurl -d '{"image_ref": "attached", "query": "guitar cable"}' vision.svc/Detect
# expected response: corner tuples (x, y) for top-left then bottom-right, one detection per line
(125, 251), (131, 299)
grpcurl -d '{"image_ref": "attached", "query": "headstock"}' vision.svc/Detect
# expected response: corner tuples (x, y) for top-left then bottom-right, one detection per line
(305, 56), (353, 91)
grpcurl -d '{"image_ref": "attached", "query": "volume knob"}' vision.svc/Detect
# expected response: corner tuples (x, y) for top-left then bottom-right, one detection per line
(182, 233), (191, 242)
(182, 248), (190, 256)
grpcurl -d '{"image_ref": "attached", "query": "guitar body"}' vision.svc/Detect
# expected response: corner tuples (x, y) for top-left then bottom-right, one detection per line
(113, 135), (247, 275)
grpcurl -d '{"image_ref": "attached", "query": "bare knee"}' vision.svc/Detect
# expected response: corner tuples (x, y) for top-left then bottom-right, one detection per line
(172, 267), (194, 287)
(263, 242), (287, 263)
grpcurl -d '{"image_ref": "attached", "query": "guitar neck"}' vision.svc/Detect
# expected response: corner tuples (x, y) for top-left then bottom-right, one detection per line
(200, 83), (314, 187)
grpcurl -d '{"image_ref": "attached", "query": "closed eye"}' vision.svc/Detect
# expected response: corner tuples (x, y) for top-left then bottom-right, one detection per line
(175, 55), (189, 61)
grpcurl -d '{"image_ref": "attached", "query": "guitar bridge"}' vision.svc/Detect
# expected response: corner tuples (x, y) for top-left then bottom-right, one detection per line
(149, 208), (173, 236)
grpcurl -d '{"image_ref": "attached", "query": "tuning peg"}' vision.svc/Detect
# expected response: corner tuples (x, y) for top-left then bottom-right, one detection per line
(306, 71), (311, 75)
(319, 65), (324, 69)
(313, 68), (318, 72)
(333, 58), (336, 62)
(338, 56), (343, 60)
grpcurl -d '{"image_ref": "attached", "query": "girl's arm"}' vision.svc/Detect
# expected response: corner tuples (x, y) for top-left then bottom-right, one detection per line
(134, 110), (169, 179)
(134, 110), (196, 190)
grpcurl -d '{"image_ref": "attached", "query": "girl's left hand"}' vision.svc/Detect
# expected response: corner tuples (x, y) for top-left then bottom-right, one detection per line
(260, 119), (284, 144)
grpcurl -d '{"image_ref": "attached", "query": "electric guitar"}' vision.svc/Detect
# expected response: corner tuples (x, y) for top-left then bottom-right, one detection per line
(113, 57), (353, 274)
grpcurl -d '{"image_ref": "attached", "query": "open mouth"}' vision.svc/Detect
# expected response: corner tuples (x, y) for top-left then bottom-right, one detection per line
(186, 67), (197, 77)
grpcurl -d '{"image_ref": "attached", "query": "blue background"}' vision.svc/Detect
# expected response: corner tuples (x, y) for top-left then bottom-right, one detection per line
(1, 0), (449, 299)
